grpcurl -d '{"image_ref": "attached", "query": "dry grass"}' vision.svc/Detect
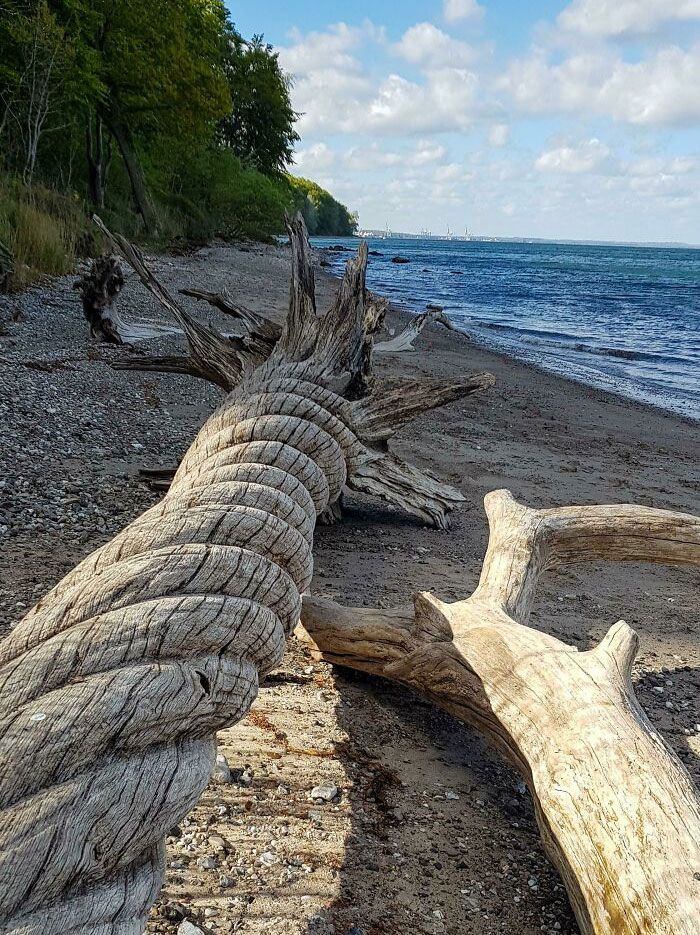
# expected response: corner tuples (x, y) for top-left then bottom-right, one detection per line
(0, 179), (88, 291)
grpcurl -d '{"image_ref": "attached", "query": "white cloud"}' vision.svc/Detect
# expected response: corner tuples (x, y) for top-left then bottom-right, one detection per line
(293, 143), (335, 172)
(535, 138), (616, 174)
(488, 123), (510, 147)
(434, 163), (464, 182)
(410, 140), (448, 165)
(280, 23), (481, 137)
(558, 0), (700, 37)
(359, 68), (479, 134)
(394, 23), (477, 67)
(443, 0), (484, 23)
(503, 44), (700, 126)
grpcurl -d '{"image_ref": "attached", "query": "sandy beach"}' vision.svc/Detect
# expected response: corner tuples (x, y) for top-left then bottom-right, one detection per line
(1, 240), (698, 935)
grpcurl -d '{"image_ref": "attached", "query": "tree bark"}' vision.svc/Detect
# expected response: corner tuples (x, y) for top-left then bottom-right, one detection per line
(86, 114), (108, 210)
(301, 490), (700, 935)
(107, 118), (158, 235)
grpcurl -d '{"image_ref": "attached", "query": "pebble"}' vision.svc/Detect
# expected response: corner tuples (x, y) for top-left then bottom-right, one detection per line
(310, 782), (338, 802)
(211, 752), (232, 784)
(177, 923), (204, 935)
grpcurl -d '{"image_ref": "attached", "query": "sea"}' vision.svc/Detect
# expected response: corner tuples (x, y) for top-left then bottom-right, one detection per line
(312, 236), (700, 421)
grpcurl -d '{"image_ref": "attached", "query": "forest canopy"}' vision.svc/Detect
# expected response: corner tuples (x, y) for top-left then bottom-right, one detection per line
(0, 0), (357, 289)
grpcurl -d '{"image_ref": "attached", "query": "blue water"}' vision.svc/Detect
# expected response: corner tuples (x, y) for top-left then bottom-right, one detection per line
(313, 236), (700, 420)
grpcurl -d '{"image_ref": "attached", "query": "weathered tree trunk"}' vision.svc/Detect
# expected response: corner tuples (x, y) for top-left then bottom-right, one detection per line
(98, 215), (494, 527)
(107, 118), (158, 235)
(0, 215), (491, 933)
(85, 114), (109, 210)
(73, 254), (125, 342)
(73, 254), (183, 345)
(301, 490), (700, 935)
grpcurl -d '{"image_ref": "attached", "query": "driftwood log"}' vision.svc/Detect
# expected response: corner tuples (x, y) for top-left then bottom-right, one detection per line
(374, 306), (455, 353)
(0, 216), (492, 933)
(100, 216), (493, 528)
(74, 254), (182, 344)
(301, 490), (700, 935)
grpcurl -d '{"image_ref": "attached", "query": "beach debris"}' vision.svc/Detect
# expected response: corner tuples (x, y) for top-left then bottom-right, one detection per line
(74, 253), (182, 344)
(374, 306), (456, 354)
(310, 781), (338, 802)
(301, 489), (700, 935)
(99, 213), (493, 527)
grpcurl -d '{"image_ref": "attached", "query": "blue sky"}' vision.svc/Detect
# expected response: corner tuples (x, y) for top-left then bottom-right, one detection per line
(227, 1), (700, 242)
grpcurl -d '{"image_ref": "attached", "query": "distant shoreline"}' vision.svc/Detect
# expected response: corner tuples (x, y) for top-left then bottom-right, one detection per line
(349, 233), (700, 250)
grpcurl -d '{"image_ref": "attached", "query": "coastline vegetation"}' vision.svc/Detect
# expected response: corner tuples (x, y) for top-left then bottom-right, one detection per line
(0, 0), (357, 291)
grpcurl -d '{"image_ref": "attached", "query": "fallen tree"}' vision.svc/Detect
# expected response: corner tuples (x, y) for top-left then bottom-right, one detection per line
(100, 218), (493, 528)
(301, 489), (700, 935)
(0, 215), (492, 933)
(74, 254), (183, 344)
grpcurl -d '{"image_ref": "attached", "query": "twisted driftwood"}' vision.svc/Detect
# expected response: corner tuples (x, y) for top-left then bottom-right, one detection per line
(301, 490), (700, 934)
(102, 216), (493, 528)
(0, 216), (491, 933)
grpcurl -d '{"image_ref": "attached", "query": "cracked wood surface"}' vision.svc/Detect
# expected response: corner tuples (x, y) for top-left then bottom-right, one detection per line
(301, 489), (700, 935)
(0, 217), (493, 933)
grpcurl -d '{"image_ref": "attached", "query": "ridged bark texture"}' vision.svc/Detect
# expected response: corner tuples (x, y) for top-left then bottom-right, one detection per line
(0, 359), (359, 933)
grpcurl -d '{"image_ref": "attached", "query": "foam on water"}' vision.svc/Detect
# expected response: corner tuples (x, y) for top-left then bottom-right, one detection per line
(315, 236), (700, 420)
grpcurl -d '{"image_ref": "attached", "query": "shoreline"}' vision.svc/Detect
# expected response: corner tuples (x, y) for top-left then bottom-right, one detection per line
(316, 237), (699, 424)
(383, 290), (700, 429)
(1, 241), (697, 935)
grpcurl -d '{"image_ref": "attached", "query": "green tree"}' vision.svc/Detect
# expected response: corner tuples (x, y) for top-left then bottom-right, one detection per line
(288, 176), (358, 236)
(219, 31), (299, 176)
(46, 0), (231, 229)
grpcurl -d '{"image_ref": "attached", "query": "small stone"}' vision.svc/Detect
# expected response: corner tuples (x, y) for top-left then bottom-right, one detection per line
(177, 923), (205, 935)
(310, 782), (338, 802)
(198, 855), (218, 870)
(204, 908), (218, 918)
(211, 752), (231, 784)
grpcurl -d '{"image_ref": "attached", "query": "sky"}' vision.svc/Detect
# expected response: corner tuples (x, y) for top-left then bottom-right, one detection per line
(228, 1), (700, 243)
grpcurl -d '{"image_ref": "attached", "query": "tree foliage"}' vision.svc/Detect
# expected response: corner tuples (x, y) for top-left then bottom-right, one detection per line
(219, 32), (299, 176)
(288, 176), (358, 236)
(0, 0), (357, 287)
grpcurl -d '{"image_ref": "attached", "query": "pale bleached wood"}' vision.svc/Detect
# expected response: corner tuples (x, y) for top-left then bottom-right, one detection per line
(301, 489), (700, 935)
(374, 306), (455, 354)
(103, 215), (494, 528)
(0, 219), (490, 933)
